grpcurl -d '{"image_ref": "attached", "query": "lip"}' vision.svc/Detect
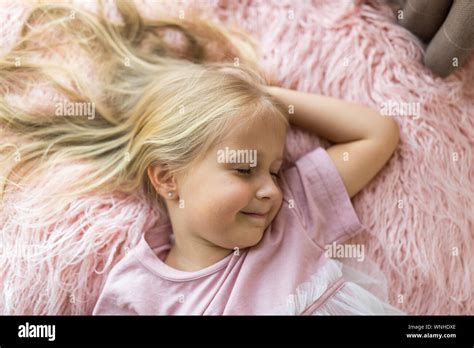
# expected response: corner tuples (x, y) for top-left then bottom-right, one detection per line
(240, 211), (269, 219)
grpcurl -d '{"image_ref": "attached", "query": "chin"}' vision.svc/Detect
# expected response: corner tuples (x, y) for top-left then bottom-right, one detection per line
(239, 231), (265, 249)
(221, 224), (267, 249)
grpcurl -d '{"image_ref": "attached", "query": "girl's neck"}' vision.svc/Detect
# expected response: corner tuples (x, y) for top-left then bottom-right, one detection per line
(164, 237), (233, 272)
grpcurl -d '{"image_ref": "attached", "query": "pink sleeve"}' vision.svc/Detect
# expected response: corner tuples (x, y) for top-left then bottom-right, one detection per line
(281, 147), (365, 246)
(92, 293), (138, 315)
(92, 286), (139, 315)
(92, 264), (140, 315)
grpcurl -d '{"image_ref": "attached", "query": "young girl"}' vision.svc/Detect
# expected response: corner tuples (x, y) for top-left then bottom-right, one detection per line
(92, 78), (403, 314)
(0, 2), (403, 315)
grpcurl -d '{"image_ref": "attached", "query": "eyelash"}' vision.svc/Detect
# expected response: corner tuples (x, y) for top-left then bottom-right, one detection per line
(236, 168), (280, 178)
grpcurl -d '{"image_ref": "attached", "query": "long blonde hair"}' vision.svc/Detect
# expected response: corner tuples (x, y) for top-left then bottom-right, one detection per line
(0, 1), (288, 213)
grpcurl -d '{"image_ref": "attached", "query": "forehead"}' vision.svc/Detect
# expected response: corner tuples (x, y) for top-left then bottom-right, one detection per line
(228, 118), (285, 143)
(217, 112), (287, 157)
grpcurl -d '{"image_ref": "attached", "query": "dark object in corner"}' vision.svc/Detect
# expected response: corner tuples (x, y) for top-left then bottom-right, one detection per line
(396, 0), (474, 78)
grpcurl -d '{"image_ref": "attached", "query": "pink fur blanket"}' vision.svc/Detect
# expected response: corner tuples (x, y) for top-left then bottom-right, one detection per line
(1, 0), (472, 315)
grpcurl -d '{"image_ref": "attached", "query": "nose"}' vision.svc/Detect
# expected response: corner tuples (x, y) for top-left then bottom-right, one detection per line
(256, 175), (281, 201)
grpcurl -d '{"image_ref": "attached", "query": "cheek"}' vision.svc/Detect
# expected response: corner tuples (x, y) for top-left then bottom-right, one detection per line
(208, 179), (251, 218)
(271, 193), (284, 219)
(184, 174), (251, 219)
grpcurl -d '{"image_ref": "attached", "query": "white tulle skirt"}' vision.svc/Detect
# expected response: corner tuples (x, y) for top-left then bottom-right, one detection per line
(278, 257), (405, 315)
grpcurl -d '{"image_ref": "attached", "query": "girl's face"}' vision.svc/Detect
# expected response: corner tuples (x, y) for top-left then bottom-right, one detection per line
(174, 116), (287, 250)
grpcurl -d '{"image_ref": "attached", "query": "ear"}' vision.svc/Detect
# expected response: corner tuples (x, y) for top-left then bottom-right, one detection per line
(147, 164), (178, 200)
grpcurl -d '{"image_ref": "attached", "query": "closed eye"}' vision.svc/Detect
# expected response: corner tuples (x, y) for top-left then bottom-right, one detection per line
(236, 168), (252, 175)
(236, 168), (281, 178)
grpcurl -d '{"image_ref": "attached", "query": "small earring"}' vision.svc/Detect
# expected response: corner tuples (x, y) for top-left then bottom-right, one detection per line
(167, 191), (174, 198)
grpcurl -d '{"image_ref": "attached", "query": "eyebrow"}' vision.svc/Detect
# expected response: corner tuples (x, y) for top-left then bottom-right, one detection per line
(257, 152), (284, 161)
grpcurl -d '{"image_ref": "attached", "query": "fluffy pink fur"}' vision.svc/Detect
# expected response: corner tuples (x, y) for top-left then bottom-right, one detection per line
(0, 0), (472, 315)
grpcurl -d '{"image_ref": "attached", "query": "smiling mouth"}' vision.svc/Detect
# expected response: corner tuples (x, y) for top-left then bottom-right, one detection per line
(240, 211), (268, 219)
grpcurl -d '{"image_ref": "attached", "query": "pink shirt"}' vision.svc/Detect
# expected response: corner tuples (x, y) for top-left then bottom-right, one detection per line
(93, 147), (365, 315)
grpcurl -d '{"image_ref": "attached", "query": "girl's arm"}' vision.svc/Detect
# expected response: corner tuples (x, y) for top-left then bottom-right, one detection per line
(266, 86), (400, 198)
